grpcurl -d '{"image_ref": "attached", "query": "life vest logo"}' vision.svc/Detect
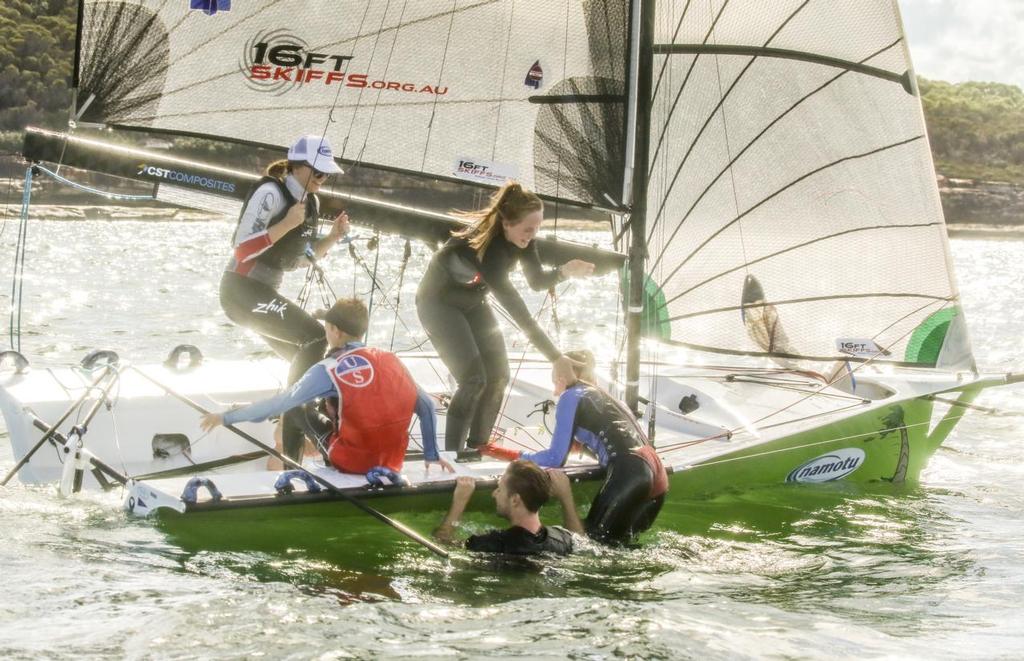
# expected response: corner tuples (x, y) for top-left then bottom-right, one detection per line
(242, 31), (448, 96)
(252, 298), (288, 319)
(524, 61), (543, 89)
(335, 354), (375, 388)
(786, 448), (865, 483)
(189, 0), (230, 15)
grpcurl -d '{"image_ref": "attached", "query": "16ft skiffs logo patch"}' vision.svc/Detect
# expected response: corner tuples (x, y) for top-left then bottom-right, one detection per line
(786, 448), (865, 483)
(242, 31), (448, 96)
(335, 354), (375, 388)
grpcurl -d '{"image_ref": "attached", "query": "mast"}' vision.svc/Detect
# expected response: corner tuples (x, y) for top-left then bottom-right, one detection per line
(624, 0), (656, 413)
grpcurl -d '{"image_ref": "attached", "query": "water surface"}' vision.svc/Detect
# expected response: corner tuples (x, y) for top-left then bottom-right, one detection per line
(1, 220), (1022, 659)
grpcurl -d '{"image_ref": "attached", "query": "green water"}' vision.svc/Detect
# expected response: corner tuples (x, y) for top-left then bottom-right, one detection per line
(1, 222), (1022, 658)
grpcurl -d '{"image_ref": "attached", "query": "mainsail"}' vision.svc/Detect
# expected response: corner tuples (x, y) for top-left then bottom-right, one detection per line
(639, 0), (973, 370)
(74, 0), (631, 210)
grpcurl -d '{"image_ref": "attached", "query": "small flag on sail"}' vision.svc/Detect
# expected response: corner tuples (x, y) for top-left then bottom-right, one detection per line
(190, 0), (230, 15)
(524, 61), (543, 89)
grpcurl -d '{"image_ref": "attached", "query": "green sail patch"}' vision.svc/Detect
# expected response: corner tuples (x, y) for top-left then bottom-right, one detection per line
(620, 268), (672, 340)
(904, 307), (960, 365)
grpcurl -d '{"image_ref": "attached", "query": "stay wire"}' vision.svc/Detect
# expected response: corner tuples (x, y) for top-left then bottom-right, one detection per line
(388, 239), (413, 351)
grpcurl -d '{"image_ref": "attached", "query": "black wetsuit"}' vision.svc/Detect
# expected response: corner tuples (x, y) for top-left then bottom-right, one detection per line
(521, 382), (669, 544)
(416, 234), (562, 450)
(466, 524), (574, 556)
(219, 175), (326, 460)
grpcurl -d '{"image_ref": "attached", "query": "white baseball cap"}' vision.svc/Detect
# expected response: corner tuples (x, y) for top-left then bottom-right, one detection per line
(287, 134), (344, 174)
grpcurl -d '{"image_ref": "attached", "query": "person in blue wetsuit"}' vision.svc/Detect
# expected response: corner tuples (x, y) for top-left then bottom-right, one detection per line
(479, 350), (668, 544)
(201, 298), (451, 475)
(434, 460), (576, 556)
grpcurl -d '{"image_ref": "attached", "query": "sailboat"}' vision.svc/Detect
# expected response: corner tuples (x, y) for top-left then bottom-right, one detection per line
(2, 0), (1019, 547)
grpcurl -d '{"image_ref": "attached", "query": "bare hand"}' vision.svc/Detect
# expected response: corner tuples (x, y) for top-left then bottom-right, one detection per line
(283, 202), (306, 230)
(547, 469), (573, 500)
(199, 412), (224, 433)
(453, 476), (476, 504)
(560, 259), (595, 279)
(329, 211), (350, 241)
(425, 458), (455, 474)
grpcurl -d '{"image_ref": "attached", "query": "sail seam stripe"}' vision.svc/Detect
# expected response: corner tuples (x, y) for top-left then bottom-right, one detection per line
(654, 135), (926, 288)
(650, 0), (692, 102)
(646, 38), (903, 266)
(665, 291), (952, 323)
(661, 221), (942, 305)
(642, 0), (731, 190)
(647, 0), (811, 179)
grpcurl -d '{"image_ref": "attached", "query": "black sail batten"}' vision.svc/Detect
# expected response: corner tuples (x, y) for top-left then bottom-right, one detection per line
(528, 94), (625, 104)
(666, 292), (954, 324)
(653, 44), (914, 93)
(21, 127), (624, 275)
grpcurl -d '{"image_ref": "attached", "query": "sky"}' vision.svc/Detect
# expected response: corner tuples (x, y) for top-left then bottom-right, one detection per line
(900, 0), (1024, 88)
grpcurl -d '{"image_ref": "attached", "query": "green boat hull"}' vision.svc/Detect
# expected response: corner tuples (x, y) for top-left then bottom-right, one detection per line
(153, 391), (976, 559)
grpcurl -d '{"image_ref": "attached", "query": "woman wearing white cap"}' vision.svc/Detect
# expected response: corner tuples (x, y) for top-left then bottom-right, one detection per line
(219, 134), (349, 461)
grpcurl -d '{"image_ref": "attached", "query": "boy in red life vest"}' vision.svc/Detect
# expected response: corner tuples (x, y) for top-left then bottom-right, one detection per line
(200, 297), (452, 475)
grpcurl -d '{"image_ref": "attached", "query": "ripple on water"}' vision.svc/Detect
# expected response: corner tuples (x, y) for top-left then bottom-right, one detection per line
(1, 226), (1023, 658)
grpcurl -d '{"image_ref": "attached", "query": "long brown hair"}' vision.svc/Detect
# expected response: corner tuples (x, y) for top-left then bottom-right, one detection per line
(264, 159), (295, 181)
(452, 180), (542, 260)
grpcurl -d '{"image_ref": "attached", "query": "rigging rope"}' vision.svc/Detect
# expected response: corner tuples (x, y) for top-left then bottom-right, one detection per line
(8, 168), (32, 352)
(388, 239), (412, 351)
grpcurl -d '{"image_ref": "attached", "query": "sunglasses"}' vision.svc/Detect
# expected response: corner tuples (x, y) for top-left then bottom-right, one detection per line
(312, 169), (331, 181)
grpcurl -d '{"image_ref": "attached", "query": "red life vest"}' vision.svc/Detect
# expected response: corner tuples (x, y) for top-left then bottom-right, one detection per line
(322, 346), (417, 473)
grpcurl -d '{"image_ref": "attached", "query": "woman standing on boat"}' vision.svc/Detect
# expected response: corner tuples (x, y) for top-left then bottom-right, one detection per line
(416, 181), (594, 452)
(219, 135), (349, 460)
(480, 350), (668, 544)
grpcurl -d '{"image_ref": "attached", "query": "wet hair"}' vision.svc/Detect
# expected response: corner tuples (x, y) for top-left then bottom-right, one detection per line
(322, 297), (369, 338)
(564, 349), (596, 382)
(452, 180), (543, 261)
(264, 159), (306, 180)
(504, 459), (552, 513)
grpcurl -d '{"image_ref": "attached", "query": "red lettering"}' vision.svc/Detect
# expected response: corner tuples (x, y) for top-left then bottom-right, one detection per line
(419, 84), (434, 94)
(272, 67), (293, 81)
(386, 81), (400, 91)
(305, 69), (323, 82)
(371, 80), (386, 89)
(326, 71), (345, 85)
(250, 65), (271, 80)
(401, 83), (414, 92)
(434, 86), (448, 95)
(346, 73), (367, 88)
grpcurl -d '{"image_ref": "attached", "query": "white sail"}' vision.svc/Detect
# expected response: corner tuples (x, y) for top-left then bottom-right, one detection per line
(75, 0), (631, 208)
(641, 0), (973, 369)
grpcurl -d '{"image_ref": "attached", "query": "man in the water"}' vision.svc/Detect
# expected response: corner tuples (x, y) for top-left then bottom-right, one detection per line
(434, 459), (579, 555)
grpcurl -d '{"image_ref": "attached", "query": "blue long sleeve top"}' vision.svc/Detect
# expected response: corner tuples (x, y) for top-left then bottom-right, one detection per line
(519, 383), (644, 468)
(222, 342), (441, 461)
